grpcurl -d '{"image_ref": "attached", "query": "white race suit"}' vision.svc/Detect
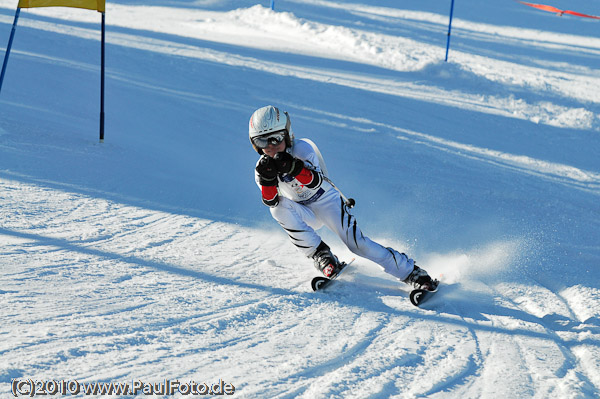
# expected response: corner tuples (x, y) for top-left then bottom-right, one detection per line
(255, 138), (414, 281)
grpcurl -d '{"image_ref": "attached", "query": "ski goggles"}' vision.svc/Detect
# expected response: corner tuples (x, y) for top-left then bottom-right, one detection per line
(252, 131), (286, 149)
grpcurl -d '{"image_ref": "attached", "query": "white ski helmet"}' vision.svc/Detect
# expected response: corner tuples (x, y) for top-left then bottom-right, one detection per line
(249, 105), (294, 154)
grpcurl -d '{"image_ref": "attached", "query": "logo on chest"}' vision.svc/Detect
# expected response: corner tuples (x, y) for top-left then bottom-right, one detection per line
(281, 175), (310, 198)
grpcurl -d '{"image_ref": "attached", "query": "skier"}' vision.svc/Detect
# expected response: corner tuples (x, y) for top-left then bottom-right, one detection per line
(250, 105), (436, 291)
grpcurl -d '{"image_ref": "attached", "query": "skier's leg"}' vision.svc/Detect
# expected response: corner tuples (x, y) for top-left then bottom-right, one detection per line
(270, 197), (323, 257)
(310, 190), (414, 280)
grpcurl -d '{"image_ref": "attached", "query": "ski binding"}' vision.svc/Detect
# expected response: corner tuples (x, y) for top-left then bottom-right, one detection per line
(311, 258), (355, 292)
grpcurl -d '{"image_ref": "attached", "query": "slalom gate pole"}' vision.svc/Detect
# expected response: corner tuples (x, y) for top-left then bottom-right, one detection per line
(99, 12), (105, 142)
(270, 0), (274, 11)
(0, 7), (21, 94)
(445, 0), (455, 62)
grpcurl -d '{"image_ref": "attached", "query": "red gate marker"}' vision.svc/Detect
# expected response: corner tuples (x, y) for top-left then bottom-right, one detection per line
(519, 1), (600, 19)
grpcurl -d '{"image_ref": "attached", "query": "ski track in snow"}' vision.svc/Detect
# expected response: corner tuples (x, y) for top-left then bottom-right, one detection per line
(1, 177), (599, 397)
(1, 0), (600, 397)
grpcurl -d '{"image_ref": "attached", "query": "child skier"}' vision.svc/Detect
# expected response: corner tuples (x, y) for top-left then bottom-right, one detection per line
(250, 105), (436, 290)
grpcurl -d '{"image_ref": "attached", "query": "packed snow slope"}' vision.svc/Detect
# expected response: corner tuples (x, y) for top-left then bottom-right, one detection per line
(1, 0), (599, 397)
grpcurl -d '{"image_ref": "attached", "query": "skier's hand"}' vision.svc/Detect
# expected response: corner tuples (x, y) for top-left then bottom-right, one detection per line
(256, 155), (278, 186)
(274, 151), (303, 177)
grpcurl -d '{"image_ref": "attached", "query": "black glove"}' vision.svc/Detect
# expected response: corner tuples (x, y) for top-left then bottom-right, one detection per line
(256, 155), (278, 186)
(274, 151), (304, 177)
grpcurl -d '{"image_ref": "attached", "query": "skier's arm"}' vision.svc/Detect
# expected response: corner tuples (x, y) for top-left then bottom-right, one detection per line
(256, 156), (279, 207)
(274, 152), (322, 189)
(260, 185), (279, 207)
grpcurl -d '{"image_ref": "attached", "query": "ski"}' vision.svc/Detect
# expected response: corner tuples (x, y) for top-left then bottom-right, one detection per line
(312, 263), (441, 307)
(311, 258), (355, 292)
(409, 280), (440, 307)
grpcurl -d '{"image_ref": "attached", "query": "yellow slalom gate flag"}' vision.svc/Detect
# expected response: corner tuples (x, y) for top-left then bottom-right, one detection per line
(18, 0), (105, 12)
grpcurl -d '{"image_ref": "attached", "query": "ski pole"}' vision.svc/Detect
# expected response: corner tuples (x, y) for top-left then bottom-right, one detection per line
(323, 176), (355, 209)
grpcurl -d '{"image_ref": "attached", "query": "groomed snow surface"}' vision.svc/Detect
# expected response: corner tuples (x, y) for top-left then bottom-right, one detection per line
(1, 0), (599, 397)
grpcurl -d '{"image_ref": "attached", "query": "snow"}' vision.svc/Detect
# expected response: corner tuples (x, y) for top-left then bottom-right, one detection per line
(0, 0), (599, 397)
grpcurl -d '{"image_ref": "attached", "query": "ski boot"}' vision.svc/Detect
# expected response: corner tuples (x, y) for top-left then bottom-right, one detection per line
(312, 241), (343, 278)
(403, 264), (437, 291)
